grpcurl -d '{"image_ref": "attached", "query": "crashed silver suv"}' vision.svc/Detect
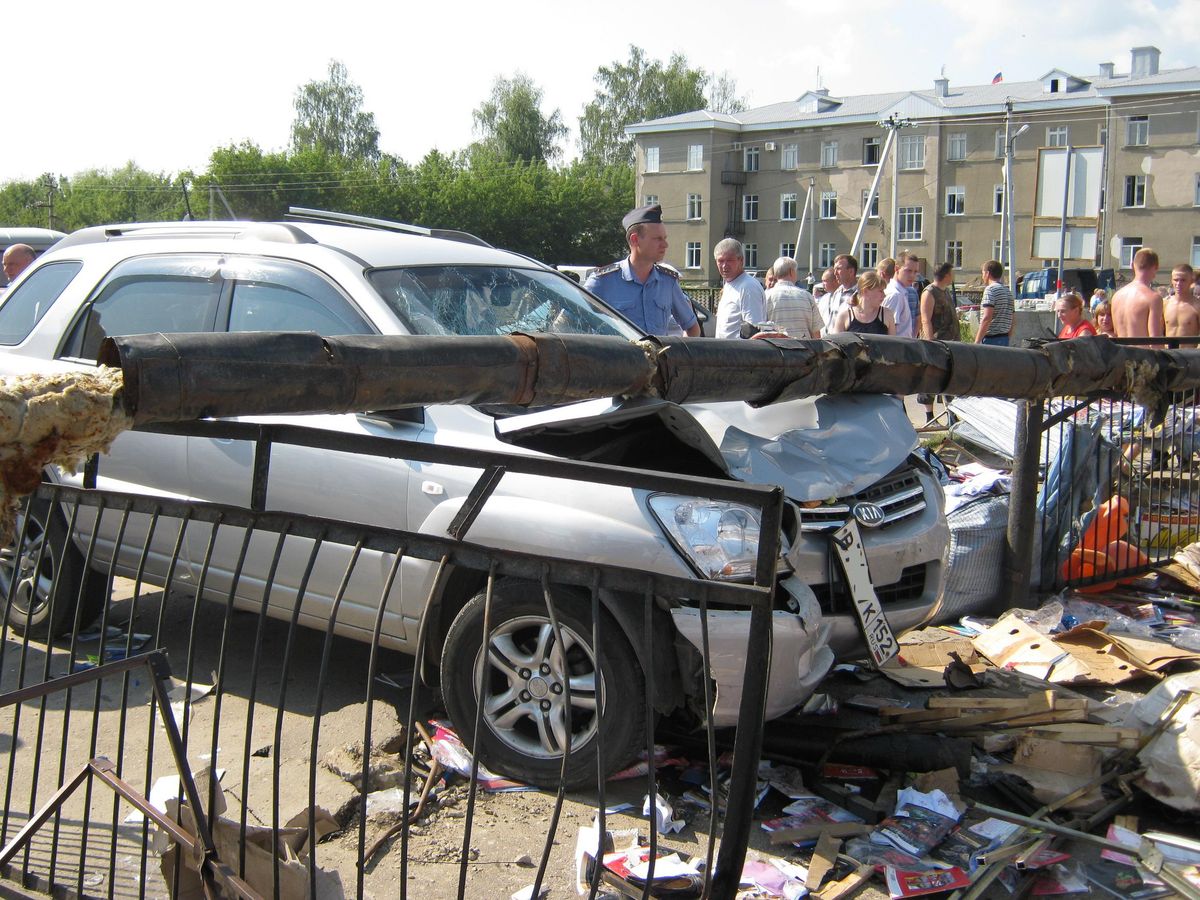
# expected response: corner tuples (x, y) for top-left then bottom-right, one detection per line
(0, 212), (947, 785)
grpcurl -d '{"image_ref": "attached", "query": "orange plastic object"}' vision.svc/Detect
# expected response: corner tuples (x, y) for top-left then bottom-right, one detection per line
(1078, 496), (1129, 552)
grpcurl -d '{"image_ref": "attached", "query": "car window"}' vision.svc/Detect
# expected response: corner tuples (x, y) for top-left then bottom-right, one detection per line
(225, 259), (372, 335)
(60, 256), (222, 361)
(0, 261), (83, 345)
(368, 266), (639, 339)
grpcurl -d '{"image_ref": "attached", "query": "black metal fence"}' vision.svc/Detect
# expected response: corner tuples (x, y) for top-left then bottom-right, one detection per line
(0, 421), (782, 899)
(1007, 337), (1200, 600)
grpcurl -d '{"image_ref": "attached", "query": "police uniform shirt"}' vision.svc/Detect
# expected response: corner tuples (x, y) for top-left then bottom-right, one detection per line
(585, 258), (697, 336)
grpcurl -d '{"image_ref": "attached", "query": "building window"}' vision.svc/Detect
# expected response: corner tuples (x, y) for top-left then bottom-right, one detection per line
(1194, 174), (1200, 206)
(1120, 237), (1143, 269)
(781, 242), (797, 259)
(780, 192), (798, 221)
(898, 206), (923, 241)
(821, 141), (838, 167)
(1047, 126), (1069, 147)
(1099, 126), (1108, 146)
(945, 241), (963, 267)
(1192, 237), (1200, 268)
(744, 243), (758, 269)
(743, 194), (759, 221)
(947, 132), (967, 161)
(994, 184), (1005, 215)
(820, 191), (838, 219)
(946, 186), (965, 216)
(860, 242), (879, 269)
(863, 137), (880, 165)
(644, 194), (658, 206)
(744, 146), (760, 172)
(687, 193), (703, 220)
(644, 146), (660, 173)
(819, 243), (837, 268)
(685, 242), (702, 269)
(782, 143), (799, 169)
(687, 144), (703, 170)
(995, 130), (1006, 159)
(899, 135), (925, 169)
(1126, 115), (1149, 146)
(992, 240), (1003, 262)
(861, 189), (879, 218)
(1123, 175), (1146, 208)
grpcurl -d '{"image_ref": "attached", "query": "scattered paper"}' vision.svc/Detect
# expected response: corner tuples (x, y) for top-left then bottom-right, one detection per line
(642, 792), (685, 835)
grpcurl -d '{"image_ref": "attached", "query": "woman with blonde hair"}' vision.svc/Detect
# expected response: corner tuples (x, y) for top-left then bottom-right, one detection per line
(833, 271), (896, 335)
(1055, 291), (1097, 339)
(1093, 300), (1117, 337)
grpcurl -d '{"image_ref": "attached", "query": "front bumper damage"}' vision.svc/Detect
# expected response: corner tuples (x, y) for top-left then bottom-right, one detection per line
(670, 575), (835, 727)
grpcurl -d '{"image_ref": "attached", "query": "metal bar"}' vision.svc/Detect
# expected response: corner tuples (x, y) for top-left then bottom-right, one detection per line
(446, 465), (506, 540)
(250, 426), (273, 512)
(711, 486), (783, 898)
(1006, 399), (1045, 607)
(0, 764), (92, 869)
(306, 537), (364, 897)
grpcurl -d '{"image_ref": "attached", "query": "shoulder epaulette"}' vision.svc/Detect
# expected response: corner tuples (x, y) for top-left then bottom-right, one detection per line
(591, 262), (621, 277)
(653, 263), (680, 280)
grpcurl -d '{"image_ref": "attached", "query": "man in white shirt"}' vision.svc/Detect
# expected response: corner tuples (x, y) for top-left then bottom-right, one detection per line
(713, 238), (766, 338)
(762, 256), (821, 339)
(883, 252), (919, 337)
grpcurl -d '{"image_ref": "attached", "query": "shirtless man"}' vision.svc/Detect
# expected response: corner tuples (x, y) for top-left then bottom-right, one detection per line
(1111, 247), (1164, 342)
(1165, 264), (1199, 337)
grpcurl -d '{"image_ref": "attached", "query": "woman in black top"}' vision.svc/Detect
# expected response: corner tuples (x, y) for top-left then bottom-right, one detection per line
(834, 270), (895, 335)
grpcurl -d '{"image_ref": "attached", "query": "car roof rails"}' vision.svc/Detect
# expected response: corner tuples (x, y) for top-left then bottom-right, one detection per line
(52, 220), (319, 251)
(285, 207), (492, 248)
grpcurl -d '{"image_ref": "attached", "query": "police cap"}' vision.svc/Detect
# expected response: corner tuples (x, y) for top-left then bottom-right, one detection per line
(622, 203), (663, 234)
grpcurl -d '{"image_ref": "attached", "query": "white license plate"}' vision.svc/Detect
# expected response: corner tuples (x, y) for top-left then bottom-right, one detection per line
(831, 521), (899, 666)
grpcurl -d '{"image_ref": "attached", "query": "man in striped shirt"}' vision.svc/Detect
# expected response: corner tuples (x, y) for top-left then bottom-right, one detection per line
(975, 259), (1014, 346)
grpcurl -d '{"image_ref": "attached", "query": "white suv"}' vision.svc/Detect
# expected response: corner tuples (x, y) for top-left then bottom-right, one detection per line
(0, 212), (947, 785)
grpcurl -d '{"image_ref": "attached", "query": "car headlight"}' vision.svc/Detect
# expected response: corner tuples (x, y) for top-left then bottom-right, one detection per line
(648, 494), (784, 581)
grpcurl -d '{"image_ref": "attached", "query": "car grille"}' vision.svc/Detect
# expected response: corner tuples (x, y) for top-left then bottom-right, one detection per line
(799, 466), (927, 533)
(811, 563), (928, 613)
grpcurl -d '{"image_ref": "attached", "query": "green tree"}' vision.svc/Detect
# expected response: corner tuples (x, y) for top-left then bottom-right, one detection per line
(707, 72), (748, 115)
(471, 73), (567, 165)
(290, 60), (381, 162)
(55, 164), (184, 230)
(578, 46), (710, 167)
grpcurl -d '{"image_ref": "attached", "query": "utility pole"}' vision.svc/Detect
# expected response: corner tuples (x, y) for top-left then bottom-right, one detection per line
(29, 176), (57, 230)
(852, 127), (896, 257)
(878, 114), (912, 259)
(807, 177), (816, 276)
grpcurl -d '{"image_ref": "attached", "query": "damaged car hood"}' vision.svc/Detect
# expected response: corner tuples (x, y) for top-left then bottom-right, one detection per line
(494, 393), (917, 502)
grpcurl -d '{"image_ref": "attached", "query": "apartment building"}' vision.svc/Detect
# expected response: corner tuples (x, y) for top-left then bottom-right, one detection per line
(627, 47), (1200, 285)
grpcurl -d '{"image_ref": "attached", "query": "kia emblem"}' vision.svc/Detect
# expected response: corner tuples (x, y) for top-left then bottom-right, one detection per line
(852, 502), (885, 528)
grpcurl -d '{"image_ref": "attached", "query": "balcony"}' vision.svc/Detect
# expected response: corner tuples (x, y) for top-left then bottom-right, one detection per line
(724, 220), (746, 237)
(721, 170), (747, 185)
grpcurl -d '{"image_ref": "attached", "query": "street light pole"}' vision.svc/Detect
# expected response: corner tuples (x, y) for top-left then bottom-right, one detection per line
(1003, 106), (1028, 297)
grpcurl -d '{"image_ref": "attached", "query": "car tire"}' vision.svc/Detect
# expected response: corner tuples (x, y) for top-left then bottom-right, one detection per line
(440, 578), (646, 788)
(0, 497), (104, 639)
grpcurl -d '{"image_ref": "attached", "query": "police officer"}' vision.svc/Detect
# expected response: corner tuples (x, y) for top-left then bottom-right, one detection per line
(584, 204), (701, 337)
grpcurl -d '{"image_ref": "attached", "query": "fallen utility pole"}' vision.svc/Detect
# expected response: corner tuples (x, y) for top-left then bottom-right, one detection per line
(99, 331), (1200, 426)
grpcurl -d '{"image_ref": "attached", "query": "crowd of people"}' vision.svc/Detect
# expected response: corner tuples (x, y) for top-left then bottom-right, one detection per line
(586, 203), (1199, 354)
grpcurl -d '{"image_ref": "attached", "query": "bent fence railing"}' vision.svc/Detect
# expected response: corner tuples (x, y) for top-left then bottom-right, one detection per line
(1004, 337), (1200, 599)
(0, 420), (783, 899)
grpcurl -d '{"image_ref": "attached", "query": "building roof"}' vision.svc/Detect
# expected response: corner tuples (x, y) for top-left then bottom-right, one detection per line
(626, 61), (1200, 136)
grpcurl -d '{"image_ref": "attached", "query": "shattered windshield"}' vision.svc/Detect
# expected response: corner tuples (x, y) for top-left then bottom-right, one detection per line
(368, 266), (641, 339)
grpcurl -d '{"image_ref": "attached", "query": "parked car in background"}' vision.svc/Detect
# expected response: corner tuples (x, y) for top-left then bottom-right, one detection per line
(1017, 267), (1116, 300)
(0, 211), (948, 785)
(0, 227), (66, 287)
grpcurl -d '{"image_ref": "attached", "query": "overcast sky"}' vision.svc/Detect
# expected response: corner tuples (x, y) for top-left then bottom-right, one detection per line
(4, 0), (1195, 183)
